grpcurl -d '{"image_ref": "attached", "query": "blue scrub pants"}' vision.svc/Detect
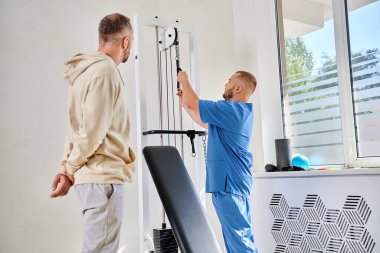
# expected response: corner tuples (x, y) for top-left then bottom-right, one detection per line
(212, 191), (258, 253)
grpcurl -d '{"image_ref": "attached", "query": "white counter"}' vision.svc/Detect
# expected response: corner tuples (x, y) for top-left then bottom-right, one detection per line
(254, 167), (380, 178)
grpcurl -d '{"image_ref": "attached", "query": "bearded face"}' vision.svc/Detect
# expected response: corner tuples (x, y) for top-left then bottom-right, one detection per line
(223, 86), (234, 100)
(122, 34), (133, 63)
(122, 46), (130, 63)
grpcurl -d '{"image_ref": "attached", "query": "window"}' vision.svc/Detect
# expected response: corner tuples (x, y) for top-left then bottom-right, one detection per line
(346, 0), (380, 158)
(276, 0), (380, 167)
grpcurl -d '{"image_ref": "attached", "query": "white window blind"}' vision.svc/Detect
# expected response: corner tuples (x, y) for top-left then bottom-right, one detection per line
(283, 62), (345, 166)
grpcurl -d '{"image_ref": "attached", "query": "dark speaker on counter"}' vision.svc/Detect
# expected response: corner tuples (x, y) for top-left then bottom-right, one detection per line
(275, 138), (292, 171)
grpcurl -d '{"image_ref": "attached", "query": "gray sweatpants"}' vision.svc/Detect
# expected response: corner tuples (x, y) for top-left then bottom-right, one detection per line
(75, 184), (124, 253)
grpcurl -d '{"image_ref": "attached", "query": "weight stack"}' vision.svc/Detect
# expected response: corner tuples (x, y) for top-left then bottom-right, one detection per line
(153, 227), (178, 253)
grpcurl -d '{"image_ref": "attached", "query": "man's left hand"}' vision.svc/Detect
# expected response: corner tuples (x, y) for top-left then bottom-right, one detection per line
(50, 173), (73, 198)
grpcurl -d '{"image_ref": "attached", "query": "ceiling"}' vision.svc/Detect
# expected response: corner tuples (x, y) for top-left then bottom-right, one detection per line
(282, 0), (377, 36)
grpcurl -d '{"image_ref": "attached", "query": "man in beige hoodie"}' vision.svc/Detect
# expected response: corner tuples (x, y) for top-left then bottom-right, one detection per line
(50, 13), (136, 253)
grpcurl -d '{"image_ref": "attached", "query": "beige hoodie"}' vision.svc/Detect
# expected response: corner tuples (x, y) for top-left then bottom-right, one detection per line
(63, 52), (136, 184)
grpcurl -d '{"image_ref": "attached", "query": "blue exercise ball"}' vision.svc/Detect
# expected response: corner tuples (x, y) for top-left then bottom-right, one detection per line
(291, 154), (310, 170)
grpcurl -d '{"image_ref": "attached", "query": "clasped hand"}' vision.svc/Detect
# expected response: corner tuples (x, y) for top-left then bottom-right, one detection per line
(50, 161), (74, 198)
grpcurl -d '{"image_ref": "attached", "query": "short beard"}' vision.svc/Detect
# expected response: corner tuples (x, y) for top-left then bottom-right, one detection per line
(223, 89), (233, 100)
(122, 47), (130, 63)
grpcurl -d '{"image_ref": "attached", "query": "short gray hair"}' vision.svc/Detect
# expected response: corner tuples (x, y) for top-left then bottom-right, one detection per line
(98, 13), (132, 44)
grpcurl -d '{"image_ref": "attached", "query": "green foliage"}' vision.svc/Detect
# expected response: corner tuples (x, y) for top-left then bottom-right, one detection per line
(285, 37), (314, 84)
(351, 48), (379, 81)
(284, 36), (379, 98)
(317, 48), (379, 81)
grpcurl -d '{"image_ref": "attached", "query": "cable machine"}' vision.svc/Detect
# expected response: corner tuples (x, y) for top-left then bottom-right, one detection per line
(133, 15), (207, 253)
(143, 25), (206, 158)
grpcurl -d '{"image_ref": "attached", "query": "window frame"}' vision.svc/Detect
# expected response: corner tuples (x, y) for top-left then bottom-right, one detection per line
(275, 0), (380, 167)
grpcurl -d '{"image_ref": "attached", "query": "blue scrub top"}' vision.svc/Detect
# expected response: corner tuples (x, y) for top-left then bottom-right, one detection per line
(199, 99), (253, 198)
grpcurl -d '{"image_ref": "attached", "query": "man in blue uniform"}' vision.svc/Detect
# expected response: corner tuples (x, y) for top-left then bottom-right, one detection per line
(177, 70), (258, 253)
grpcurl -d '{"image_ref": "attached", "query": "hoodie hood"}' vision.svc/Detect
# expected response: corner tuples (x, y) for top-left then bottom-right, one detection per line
(64, 52), (114, 85)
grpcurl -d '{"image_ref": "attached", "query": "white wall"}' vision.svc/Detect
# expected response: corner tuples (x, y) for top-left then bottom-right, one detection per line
(0, 0), (237, 252)
(232, 0), (284, 172)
